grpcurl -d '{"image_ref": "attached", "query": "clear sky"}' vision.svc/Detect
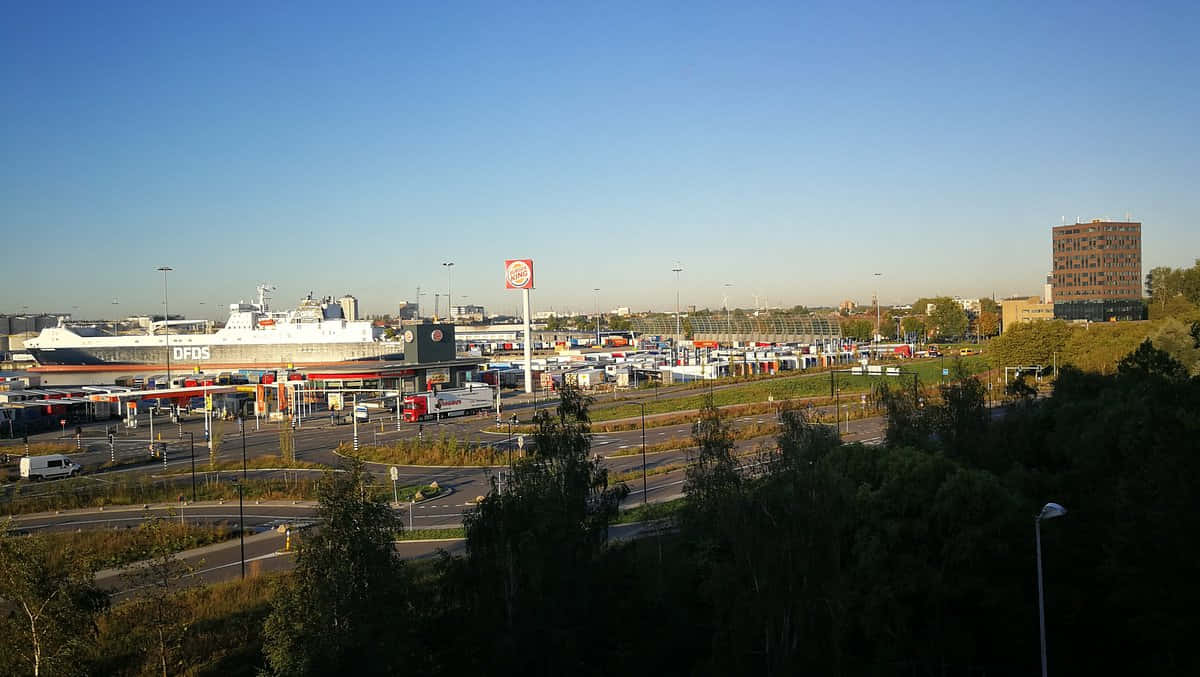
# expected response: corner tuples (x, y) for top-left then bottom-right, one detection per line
(2, 1), (1197, 319)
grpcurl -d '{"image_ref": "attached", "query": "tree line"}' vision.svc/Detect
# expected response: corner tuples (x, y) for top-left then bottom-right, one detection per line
(3, 351), (1198, 674)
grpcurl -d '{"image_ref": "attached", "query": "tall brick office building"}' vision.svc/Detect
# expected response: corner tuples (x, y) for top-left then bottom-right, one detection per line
(1051, 219), (1146, 322)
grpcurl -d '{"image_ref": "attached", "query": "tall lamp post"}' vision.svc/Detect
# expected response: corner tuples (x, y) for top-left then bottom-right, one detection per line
(239, 416), (247, 481)
(634, 402), (647, 504)
(157, 266), (173, 386)
(722, 283), (734, 326)
(873, 272), (882, 343)
(182, 431), (196, 502)
(593, 288), (601, 344)
(506, 414), (518, 466)
(232, 478), (246, 580)
(672, 262), (683, 337)
(442, 262), (455, 321)
(1035, 502), (1067, 677)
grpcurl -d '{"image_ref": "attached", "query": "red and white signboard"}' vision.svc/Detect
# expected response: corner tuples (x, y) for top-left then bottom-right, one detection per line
(504, 259), (534, 289)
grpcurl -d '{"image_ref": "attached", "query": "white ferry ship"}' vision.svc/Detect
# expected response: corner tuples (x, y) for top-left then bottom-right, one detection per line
(24, 286), (404, 369)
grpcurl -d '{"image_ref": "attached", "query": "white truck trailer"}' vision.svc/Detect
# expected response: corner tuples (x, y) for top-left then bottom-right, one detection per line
(402, 384), (494, 422)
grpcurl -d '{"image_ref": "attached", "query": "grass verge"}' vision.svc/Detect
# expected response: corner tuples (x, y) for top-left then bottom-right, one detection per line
(396, 527), (464, 541)
(0, 475), (321, 516)
(612, 498), (684, 524)
(587, 357), (985, 422)
(95, 574), (278, 677)
(11, 521), (236, 569)
(345, 434), (507, 466)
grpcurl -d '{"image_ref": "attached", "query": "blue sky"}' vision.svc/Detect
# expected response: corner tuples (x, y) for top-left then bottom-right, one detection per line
(2, 1), (1197, 319)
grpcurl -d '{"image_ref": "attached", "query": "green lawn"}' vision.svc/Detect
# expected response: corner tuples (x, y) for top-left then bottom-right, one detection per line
(589, 356), (986, 422)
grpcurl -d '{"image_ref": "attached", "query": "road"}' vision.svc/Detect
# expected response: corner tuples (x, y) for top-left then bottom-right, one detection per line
(2, 404), (891, 592)
(3, 395), (890, 511)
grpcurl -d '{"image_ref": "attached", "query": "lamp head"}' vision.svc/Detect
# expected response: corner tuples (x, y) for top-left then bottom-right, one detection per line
(1038, 502), (1067, 521)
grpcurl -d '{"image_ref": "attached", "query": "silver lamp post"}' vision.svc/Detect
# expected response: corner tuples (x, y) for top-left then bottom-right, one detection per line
(1035, 502), (1067, 677)
(157, 266), (173, 386)
(442, 262), (455, 321)
(672, 262), (683, 337)
(873, 272), (882, 343)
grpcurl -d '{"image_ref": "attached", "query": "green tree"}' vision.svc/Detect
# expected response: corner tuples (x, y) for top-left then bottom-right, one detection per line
(0, 522), (108, 677)
(608, 315), (632, 331)
(1117, 339), (1189, 382)
(1151, 318), (1200, 375)
(119, 512), (198, 677)
(209, 418), (224, 470)
(682, 404), (854, 673)
(900, 315), (926, 339)
(979, 297), (1000, 314)
(928, 361), (989, 461)
(682, 395), (742, 520)
(977, 310), (999, 337)
(262, 459), (413, 676)
(928, 297), (968, 339)
(987, 320), (1073, 370)
(448, 383), (628, 673)
(842, 318), (874, 342)
(877, 378), (932, 448)
(278, 418), (294, 463)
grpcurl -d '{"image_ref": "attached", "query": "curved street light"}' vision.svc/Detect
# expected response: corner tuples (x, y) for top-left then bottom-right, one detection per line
(442, 262), (455, 321)
(1036, 502), (1067, 677)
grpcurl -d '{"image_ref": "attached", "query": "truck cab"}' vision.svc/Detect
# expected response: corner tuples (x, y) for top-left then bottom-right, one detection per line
(402, 394), (432, 422)
(19, 454), (82, 481)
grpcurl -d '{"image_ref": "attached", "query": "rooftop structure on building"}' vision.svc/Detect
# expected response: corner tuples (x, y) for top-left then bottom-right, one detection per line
(338, 295), (360, 322)
(450, 305), (486, 323)
(631, 312), (841, 344)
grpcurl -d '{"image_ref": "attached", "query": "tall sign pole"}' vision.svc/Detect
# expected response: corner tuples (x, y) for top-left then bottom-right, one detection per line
(523, 287), (532, 394)
(505, 259), (535, 394)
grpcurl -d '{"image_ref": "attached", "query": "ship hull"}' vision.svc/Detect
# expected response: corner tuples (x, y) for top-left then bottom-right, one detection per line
(29, 342), (404, 367)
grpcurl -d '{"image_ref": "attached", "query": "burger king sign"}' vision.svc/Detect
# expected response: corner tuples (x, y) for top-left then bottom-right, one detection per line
(504, 259), (534, 289)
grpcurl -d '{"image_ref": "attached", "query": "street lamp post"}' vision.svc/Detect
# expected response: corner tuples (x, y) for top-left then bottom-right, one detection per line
(239, 416), (247, 482)
(672, 263), (683, 337)
(635, 402), (647, 504)
(723, 283), (734, 327)
(233, 478), (246, 580)
(442, 262), (455, 320)
(1036, 502), (1067, 677)
(183, 431), (196, 502)
(506, 414), (518, 466)
(157, 266), (173, 386)
(873, 272), (882, 342)
(593, 288), (601, 344)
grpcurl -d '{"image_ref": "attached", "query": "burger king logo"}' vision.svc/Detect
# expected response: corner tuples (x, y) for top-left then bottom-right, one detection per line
(431, 329), (444, 342)
(504, 259), (533, 289)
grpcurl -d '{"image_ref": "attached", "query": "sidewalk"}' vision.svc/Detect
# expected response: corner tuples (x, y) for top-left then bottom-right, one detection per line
(5, 498), (320, 524)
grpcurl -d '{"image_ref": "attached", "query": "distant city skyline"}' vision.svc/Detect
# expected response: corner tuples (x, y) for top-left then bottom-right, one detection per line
(3, 4), (1197, 318)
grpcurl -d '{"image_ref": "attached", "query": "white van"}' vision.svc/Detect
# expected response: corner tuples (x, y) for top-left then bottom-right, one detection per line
(19, 454), (82, 480)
